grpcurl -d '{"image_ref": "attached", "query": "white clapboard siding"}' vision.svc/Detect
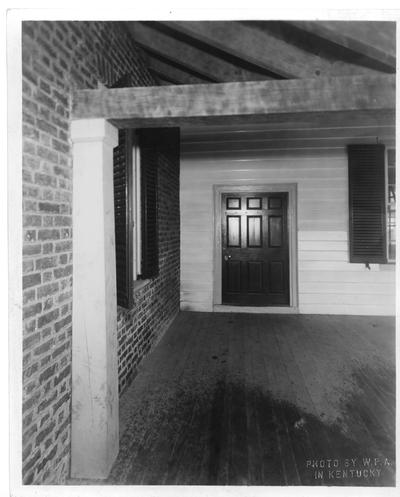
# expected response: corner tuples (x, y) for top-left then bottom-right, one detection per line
(180, 127), (396, 316)
(183, 126), (395, 143)
(299, 251), (348, 261)
(298, 230), (348, 241)
(298, 260), (381, 271)
(299, 220), (347, 231)
(181, 170), (346, 183)
(181, 290), (214, 303)
(180, 163), (347, 177)
(299, 240), (348, 251)
(299, 270), (394, 283)
(180, 238), (212, 254)
(181, 279), (212, 292)
(299, 292), (395, 306)
(181, 301), (213, 312)
(300, 281), (395, 295)
(181, 261), (211, 274)
(299, 304), (395, 316)
(182, 141), (396, 158)
(181, 273), (213, 288)
(181, 254), (213, 265)
(181, 157), (346, 170)
(293, 190), (347, 201)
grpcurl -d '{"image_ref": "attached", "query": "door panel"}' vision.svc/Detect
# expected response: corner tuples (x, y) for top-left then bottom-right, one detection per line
(227, 197), (241, 209)
(269, 261), (284, 293)
(222, 192), (290, 306)
(227, 216), (241, 247)
(247, 216), (262, 247)
(227, 261), (241, 293)
(247, 261), (263, 292)
(268, 216), (283, 247)
(247, 197), (262, 209)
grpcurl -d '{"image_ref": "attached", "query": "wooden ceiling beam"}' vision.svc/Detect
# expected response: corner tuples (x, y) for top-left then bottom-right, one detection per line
(127, 22), (271, 83)
(147, 57), (212, 85)
(72, 74), (395, 129)
(156, 78), (177, 86)
(148, 68), (180, 86)
(288, 21), (396, 71)
(182, 125), (396, 144)
(163, 21), (386, 79)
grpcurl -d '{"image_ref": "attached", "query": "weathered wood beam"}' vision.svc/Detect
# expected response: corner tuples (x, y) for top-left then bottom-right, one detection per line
(145, 53), (217, 84)
(182, 125), (396, 144)
(157, 78), (176, 86)
(163, 21), (386, 79)
(148, 68), (180, 86)
(288, 21), (396, 72)
(72, 74), (395, 129)
(147, 57), (212, 85)
(127, 22), (272, 83)
(110, 109), (396, 130)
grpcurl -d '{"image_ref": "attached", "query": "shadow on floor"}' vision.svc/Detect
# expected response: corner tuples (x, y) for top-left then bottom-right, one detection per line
(68, 312), (395, 486)
(107, 374), (395, 486)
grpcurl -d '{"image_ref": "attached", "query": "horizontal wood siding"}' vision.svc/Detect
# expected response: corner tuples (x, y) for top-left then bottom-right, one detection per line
(180, 128), (395, 316)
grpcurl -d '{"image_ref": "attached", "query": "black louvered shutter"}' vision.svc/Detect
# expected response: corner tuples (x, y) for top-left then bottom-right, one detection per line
(348, 144), (387, 264)
(113, 129), (134, 308)
(138, 127), (180, 279)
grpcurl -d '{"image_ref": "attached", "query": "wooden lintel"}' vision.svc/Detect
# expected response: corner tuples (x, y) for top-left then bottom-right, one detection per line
(72, 74), (395, 128)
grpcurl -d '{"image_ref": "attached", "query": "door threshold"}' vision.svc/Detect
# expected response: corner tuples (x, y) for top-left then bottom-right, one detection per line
(214, 305), (298, 314)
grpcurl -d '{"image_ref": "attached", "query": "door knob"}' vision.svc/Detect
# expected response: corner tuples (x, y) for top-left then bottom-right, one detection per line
(224, 254), (232, 261)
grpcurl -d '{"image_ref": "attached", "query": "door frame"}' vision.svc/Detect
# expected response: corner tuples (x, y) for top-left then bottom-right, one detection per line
(213, 183), (298, 313)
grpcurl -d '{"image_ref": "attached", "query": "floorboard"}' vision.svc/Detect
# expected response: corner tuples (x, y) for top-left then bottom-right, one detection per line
(107, 312), (396, 486)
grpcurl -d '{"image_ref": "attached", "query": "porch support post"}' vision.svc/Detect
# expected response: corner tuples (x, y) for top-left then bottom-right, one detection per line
(70, 119), (119, 479)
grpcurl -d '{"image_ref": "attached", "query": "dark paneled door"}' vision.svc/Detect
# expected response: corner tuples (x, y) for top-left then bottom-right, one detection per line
(221, 192), (290, 306)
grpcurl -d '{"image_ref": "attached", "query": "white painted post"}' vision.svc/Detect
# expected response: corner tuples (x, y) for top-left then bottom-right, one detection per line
(70, 119), (119, 479)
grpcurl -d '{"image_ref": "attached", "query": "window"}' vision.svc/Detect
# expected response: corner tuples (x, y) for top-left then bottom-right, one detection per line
(113, 128), (159, 308)
(132, 138), (142, 281)
(348, 144), (395, 265)
(113, 127), (180, 309)
(387, 148), (396, 262)
(130, 131), (158, 286)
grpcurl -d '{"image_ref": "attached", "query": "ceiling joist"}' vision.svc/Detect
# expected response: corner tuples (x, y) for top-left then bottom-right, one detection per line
(288, 21), (396, 72)
(127, 22), (272, 83)
(146, 55), (216, 85)
(161, 21), (385, 80)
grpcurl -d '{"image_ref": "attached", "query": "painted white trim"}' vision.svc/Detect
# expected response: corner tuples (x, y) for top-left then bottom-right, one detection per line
(135, 139), (142, 277)
(71, 118), (119, 479)
(214, 305), (299, 314)
(70, 118), (118, 145)
(213, 183), (298, 312)
(385, 146), (396, 263)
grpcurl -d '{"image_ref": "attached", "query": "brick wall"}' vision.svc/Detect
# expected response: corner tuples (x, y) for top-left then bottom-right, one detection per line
(22, 21), (179, 485)
(117, 151), (181, 393)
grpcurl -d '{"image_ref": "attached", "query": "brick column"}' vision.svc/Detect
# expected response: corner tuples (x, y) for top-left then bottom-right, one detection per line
(70, 119), (119, 479)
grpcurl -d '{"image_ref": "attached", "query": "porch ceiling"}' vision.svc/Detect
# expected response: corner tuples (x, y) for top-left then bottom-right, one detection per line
(125, 21), (396, 85)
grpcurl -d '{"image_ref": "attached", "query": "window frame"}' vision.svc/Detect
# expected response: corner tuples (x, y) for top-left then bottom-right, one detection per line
(132, 135), (142, 282)
(113, 127), (179, 309)
(385, 147), (396, 263)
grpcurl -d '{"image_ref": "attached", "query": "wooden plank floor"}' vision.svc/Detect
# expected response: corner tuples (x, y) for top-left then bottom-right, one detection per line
(107, 312), (396, 486)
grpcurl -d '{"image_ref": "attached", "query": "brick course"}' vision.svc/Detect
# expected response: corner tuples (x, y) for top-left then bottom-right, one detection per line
(21, 20), (179, 485)
(117, 149), (180, 393)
